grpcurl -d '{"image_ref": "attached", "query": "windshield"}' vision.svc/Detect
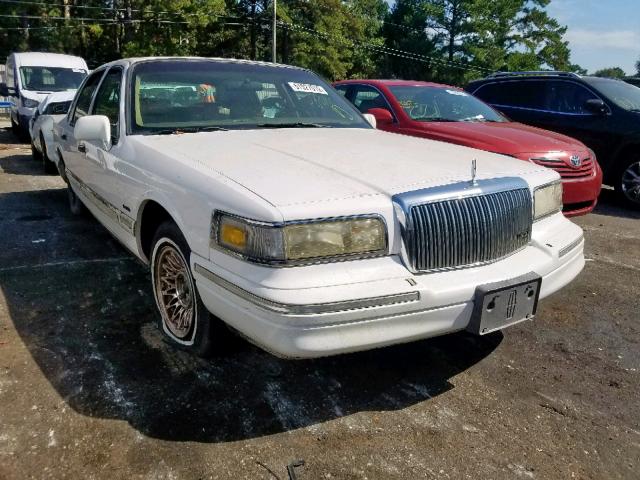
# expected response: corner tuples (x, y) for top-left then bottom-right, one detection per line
(130, 60), (370, 133)
(388, 86), (506, 122)
(19, 67), (87, 92)
(589, 78), (640, 112)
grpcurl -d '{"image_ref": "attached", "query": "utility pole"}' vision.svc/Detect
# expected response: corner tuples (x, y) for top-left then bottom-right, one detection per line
(272, 0), (277, 63)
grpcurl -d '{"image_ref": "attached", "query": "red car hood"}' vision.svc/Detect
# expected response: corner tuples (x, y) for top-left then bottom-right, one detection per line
(414, 121), (589, 157)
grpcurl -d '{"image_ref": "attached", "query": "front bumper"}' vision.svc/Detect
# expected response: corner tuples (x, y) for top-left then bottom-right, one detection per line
(192, 214), (584, 358)
(561, 165), (603, 217)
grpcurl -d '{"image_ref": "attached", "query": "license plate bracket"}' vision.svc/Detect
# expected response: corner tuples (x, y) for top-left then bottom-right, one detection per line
(467, 272), (542, 335)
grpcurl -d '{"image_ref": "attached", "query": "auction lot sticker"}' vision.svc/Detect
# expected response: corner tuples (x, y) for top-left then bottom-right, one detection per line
(288, 82), (328, 95)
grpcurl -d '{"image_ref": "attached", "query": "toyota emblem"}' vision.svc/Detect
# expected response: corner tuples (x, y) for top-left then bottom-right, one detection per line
(570, 155), (582, 167)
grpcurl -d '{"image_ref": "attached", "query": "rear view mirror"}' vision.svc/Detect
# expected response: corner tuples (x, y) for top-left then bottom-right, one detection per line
(585, 98), (607, 115)
(367, 107), (394, 127)
(74, 115), (111, 147)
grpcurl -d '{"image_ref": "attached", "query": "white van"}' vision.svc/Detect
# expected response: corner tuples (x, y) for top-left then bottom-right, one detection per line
(0, 52), (88, 139)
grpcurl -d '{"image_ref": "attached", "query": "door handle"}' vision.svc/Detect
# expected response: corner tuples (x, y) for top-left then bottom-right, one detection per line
(78, 143), (86, 153)
(61, 134), (67, 140)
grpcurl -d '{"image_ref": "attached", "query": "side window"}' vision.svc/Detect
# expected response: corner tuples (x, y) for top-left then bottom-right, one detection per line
(334, 85), (348, 97)
(92, 68), (123, 143)
(71, 71), (104, 125)
(545, 80), (598, 114)
(475, 81), (546, 110)
(351, 86), (388, 113)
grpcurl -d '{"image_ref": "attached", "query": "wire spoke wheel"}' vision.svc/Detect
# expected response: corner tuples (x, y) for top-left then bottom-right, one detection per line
(621, 161), (640, 204)
(154, 244), (195, 340)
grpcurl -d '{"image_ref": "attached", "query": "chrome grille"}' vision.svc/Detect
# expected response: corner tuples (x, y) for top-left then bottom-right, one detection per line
(405, 188), (532, 272)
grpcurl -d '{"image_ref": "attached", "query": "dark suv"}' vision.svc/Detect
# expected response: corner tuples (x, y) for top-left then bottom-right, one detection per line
(466, 72), (640, 208)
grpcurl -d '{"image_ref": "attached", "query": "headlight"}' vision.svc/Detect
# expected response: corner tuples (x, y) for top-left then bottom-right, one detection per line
(534, 181), (563, 220)
(213, 213), (387, 265)
(21, 96), (40, 108)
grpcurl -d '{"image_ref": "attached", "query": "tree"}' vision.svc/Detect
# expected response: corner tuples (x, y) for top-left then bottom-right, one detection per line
(464, 0), (576, 76)
(381, 0), (441, 81)
(636, 56), (640, 76)
(593, 67), (626, 79)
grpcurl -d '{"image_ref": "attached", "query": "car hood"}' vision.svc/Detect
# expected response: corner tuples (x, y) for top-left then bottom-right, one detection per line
(412, 121), (589, 156)
(132, 128), (553, 208)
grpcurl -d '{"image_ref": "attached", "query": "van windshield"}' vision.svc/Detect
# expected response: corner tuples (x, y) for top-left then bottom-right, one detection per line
(130, 60), (370, 133)
(19, 67), (87, 92)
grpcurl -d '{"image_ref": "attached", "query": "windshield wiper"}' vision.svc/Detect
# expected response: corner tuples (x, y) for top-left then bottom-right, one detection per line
(149, 126), (228, 135)
(256, 122), (331, 128)
(414, 117), (457, 122)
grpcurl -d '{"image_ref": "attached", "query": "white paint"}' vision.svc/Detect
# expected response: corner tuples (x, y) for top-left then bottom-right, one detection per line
(53, 57), (584, 358)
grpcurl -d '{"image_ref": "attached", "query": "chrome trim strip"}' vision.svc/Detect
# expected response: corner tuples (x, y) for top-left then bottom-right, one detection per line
(67, 170), (136, 235)
(193, 263), (420, 315)
(559, 234), (584, 258)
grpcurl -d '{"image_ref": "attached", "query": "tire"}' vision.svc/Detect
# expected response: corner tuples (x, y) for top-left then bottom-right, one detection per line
(150, 221), (214, 357)
(615, 155), (640, 209)
(31, 141), (43, 162)
(67, 184), (86, 216)
(10, 116), (19, 136)
(40, 133), (57, 174)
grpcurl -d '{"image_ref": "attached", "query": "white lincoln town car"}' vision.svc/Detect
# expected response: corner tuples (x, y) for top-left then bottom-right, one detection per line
(54, 57), (584, 358)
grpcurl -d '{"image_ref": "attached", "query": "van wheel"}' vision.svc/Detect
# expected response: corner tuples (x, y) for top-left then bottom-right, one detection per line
(67, 184), (86, 215)
(151, 221), (214, 357)
(616, 155), (640, 209)
(40, 133), (57, 174)
(11, 117), (19, 136)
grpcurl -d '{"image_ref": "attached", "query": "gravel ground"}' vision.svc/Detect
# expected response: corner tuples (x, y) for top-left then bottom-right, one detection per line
(0, 124), (638, 479)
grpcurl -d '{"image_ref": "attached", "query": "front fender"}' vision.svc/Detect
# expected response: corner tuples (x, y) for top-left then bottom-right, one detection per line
(134, 191), (193, 263)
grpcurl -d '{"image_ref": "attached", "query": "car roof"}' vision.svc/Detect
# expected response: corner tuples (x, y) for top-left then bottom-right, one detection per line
(95, 56), (306, 71)
(334, 79), (459, 89)
(9, 52), (88, 69)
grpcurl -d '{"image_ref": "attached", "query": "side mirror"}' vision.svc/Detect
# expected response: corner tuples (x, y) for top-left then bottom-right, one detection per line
(0, 83), (9, 97)
(74, 115), (111, 147)
(585, 98), (607, 115)
(367, 107), (394, 127)
(363, 113), (376, 128)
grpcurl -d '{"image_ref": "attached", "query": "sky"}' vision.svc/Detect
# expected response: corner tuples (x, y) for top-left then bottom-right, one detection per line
(383, 0), (640, 75)
(547, 0), (640, 75)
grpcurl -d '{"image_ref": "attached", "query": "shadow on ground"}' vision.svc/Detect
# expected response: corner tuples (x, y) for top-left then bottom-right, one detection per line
(0, 186), (503, 444)
(0, 258), (503, 443)
(592, 188), (640, 220)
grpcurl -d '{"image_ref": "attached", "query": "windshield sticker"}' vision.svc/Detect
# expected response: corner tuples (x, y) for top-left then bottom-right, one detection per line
(288, 82), (328, 95)
(445, 89), (468, 96)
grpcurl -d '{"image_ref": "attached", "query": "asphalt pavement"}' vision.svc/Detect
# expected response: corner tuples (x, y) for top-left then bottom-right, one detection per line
(0, 124), (638, 479)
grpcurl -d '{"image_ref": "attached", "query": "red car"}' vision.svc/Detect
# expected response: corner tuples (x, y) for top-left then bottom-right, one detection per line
(334, 79), (603, 217)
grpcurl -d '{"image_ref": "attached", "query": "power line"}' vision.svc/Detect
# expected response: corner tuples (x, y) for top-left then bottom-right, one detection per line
(0, 0), (243, 20)
(279, 21), (490, 73)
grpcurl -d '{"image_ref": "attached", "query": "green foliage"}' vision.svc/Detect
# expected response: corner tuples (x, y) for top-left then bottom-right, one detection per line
(593, 67), (626, 79)
(0, 0), (584, 85)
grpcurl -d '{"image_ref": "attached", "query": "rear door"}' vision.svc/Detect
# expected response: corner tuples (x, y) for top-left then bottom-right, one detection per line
(60, 69), (105, 181)
(472, 80), (550, 128)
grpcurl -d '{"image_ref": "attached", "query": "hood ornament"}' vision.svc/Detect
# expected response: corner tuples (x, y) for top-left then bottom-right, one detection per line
(470, 159), (478, 186)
